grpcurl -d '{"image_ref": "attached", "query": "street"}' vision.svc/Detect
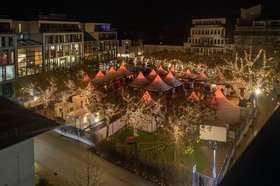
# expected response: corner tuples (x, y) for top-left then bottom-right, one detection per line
(233, 91), (279, 164)
(34, 131), (156, 186)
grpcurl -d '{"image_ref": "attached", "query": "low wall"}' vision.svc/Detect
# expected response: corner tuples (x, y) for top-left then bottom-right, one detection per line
(144, 44), (184, 54)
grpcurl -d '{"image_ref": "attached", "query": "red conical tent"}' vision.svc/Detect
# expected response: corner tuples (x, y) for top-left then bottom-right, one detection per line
(146, 69), (158, 81)
(214, 89), (240, 125)
(86, 82), (95, 90)
(157, 65), (167, 75)
(163, 71), (183, 88)
(117, 64), (132, 78)
(128, 72), (150, 88)
(82, 73), (91, 82)
(196, 71), (209, 81)
(188, 91), (199, 101)
(141, 91), (153, 104)
(170, 66), (178, 77)
(104, 67), (120, 83)
(92, 70), (105, 87)
(181, 68), (194, 79)
(144, 74), (172, 92)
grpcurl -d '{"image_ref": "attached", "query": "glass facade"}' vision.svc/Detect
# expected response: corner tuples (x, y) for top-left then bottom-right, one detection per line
(44, 43), (83, 71)
(0, 35), (16, 82)
(17, 47), (43, 77)
(43, 32), (83, 71)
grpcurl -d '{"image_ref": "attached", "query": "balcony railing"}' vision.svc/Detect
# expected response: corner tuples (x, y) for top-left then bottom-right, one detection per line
(94, 28), (117, 32)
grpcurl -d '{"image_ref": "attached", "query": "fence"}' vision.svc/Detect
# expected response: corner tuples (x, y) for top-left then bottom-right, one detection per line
(54, 126), (95, 147)
(194, 105), (257, 186)
(95, 117), (127, 140)
(216, 106), (257, 184)
(192, 172), (217, 186)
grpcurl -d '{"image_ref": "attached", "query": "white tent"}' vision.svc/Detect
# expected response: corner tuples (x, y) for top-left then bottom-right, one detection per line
(92, 70), (105, 87)
(144, 74), (172, 92)
(163, 71), (183, 88)
(214, 89), (240, 125)
(128, 72), (150, 88)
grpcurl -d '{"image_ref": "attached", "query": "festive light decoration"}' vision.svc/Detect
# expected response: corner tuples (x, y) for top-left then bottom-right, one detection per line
(220, 49), (277, 101)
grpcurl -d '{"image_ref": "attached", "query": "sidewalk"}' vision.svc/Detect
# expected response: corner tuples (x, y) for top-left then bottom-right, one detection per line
(36, 106), (57, 121)
(35, 162), (70, 186)
(199, 91), (279, 178)
(232, 91), (279, 166)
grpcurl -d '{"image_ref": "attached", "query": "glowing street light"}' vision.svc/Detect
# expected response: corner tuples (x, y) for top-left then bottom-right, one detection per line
(95, 117), (99, 123)
(255, 88), (261, 95)
(255, 88), (261, 109)
(209, 141), (217, 178)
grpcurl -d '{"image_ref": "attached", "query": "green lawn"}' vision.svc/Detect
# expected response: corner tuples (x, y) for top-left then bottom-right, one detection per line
(109, 127), (207, 172)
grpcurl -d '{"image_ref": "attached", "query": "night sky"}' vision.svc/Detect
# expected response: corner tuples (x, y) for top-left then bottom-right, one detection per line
(1, 0), (279, 43)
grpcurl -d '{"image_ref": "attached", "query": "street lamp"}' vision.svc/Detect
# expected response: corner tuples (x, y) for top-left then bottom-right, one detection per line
(255, 88), (261, 109)
(209, 141), (217, 178)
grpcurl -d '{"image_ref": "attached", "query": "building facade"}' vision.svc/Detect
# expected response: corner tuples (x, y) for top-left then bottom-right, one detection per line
(234, 4), (280, 55)
(117, 39), (143, 59)
(0, 138), (35, 186)
(83, 23), (118, 64)
(1, 15), (85, 96)
(184, 18), (234, 55)
(0, 18), (17, 97)
(0, 97), (59, 186)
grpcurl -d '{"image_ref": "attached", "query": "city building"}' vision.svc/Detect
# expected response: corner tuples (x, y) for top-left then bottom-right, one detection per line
(18, 13), (84, 71)
(184, 18), (235, 55)
(144, 43), (184, 54)
(82, 23), (118, 69)
(83, 32), (98, 61)
(118, 39), (143, 59)
(1, 14), (119, 97)
(234, 4), (280, 54)
(0, 96), (59, 186)
(0, 17), (16, 97)
(1, 14), (85, 97)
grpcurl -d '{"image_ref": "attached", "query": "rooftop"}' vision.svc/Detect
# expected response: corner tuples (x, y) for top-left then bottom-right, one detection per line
(17, 39), (42, 47)
(0, 97), (60, 150)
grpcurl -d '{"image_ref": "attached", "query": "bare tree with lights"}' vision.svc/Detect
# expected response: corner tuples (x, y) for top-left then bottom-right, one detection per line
(165, 97), (217, 162)
(220, 48), (276, 104)
(38, 78), (58, 116)
(17, 82), (41, 108)
(72, 153), (104, 186)
(122, 94), (164, 133)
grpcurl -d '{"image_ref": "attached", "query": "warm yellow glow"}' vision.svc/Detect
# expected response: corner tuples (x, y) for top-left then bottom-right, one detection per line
(255, 88), (261, 95)
(95, 117), (99, 122)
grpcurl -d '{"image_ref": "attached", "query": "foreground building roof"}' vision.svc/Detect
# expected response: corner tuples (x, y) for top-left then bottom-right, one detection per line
(0, 97), (60, 150)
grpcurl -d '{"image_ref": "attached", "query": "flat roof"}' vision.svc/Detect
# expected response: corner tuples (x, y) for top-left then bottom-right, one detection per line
(0, 97), (60, 150)
(17, 39), (42, 47)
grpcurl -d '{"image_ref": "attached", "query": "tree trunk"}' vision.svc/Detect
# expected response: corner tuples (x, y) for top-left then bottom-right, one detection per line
(106, 122), (109, 140)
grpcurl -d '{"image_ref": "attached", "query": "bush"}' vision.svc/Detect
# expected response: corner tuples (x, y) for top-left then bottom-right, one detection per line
(36, 176), (54, 186)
